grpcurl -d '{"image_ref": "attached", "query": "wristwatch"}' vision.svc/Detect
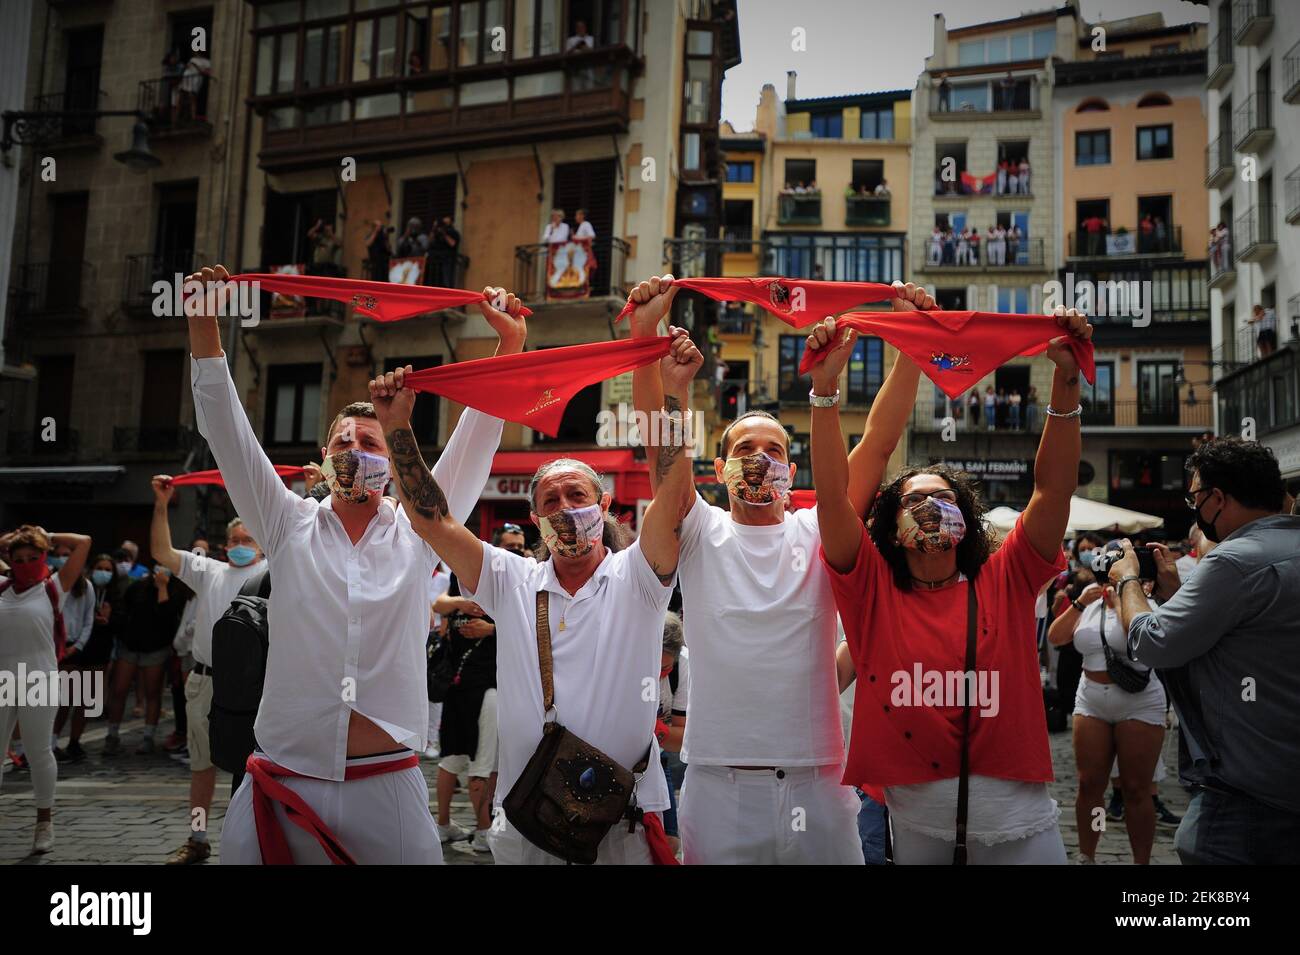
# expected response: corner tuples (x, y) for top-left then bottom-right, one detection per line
(1070, 599), (1085, 613)
(809, 388), (840, 408)
(1117, 575), (1142, 595)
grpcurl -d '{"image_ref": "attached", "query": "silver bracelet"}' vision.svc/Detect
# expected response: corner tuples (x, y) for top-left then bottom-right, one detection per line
(1045, 404), (1083, 418)
(809, 388), (840, 408)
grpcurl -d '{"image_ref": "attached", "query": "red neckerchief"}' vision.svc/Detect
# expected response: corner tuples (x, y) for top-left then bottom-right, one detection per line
(230, 274), (533, 323)
(169, 465), (305, 487)
(800, 310), (1096, 400)
(616, 277), (897, 327)
(404, 336), (671, 437)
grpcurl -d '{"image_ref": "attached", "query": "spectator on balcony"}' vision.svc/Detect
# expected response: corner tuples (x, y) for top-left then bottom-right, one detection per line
(365, 219), (392, 282)
(996, 388), (1009, 429)
(989, 224), (1007, 266)
(1212, 222), (1231, 268)
(430, 215), (461, 287)
(813, 264), (825, 281)
(1082, 214), (1106, 257)
(937, 72), (951, 112)
(998, 158), (1013, 196)
(161, 50), (184, 124)
(408, 51), (424, 74)
(1139, 214), (1155, 253)
(808, 180), (820, 195)
(1154, 217), (1169, 253)
(1250, 304), (1277, 358)
(1007, 223), (1022, 264)
(874, 179), (890, 197)
(307, 219), (343, 277)
(928, 227), (943, 266)
(542, 208), (570, 245)
(999, 71), (1016, 111)
(845, 183), (857, 198)
(968, 389), (981, 429)
(180, 52), (212, 122)
(793, 181), (808, 195)
(396, 217), (429, 259)
(984, 385), (996, 431)
(565, 19), (594, 52)
(969, 226), (981, 264)
(1018, 158), (1030, 195)
(941, 228), (955, 266)
(1026, 385), (1039, 432)
(1009, 389), (1022, 430)
(955, 228), (971, 266)
(573, 208), (596, 241)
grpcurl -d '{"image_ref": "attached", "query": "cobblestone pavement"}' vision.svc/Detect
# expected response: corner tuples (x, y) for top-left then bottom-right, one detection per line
(3, 713), (1185, 865)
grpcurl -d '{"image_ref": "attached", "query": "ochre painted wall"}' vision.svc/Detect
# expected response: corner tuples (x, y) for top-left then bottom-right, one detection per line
(462, 156), (542, 291)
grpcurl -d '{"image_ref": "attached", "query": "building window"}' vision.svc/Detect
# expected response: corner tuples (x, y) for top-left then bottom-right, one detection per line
(1082, 361), (1114, 423)
(385, 356), (440, 445)
(778, 335), (807, 402)
(1076, 129), (1110, 165)
(784, 158), (816, 190)
(726, 160), (754, 182)
(851, 159), (884, 192)
(996, 287), (1029, 313)
(1138, 360), (1180, 424)
(956, 27), (1054, 66)
(267, 363), (323, 445)
(1137, 92), (1173, 107)
(1150, 43), (1179, 55)
(1077, 98), (1110, 112)
(809, 111), (842, 138)
(685, 58), (712, 124)
(846, 336), (883, 404)
(1137, 124), (1173, 160)
(682, 132), (701, 171)
(765, 233), (904, 283)
(859, 107), (894, 140)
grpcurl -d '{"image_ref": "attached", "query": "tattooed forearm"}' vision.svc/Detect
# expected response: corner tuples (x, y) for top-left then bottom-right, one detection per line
(663, 395), (682, 414)
(386, 427), (449, 520)
(655, 441), (684, 484)
(649, 561), (677, 586)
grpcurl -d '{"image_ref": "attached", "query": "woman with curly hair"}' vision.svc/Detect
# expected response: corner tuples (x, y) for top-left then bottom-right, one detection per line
(0, 524), (92, 854)
(807, 304), (1091, 865)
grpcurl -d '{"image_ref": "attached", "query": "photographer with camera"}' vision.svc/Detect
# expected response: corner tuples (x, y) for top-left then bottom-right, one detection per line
(1108, 437), (1300, 864)
(1047, 568), (1165, 864)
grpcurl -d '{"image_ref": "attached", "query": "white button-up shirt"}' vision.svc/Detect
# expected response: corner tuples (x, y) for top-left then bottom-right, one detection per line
(191, 356), (501, 781)
(463, 539), (673, 812)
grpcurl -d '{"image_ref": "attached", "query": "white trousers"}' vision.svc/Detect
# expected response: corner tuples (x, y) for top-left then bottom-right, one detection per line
(220, 752), (442, 864)
(0, 662), (58, 810)
(678, 764), (864, 865)
(892, 821), (1067, 864)
(488, 816), (652, 865)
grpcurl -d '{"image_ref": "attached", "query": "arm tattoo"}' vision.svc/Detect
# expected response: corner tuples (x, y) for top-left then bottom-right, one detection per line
(649, 561), (677, 586)
(663, 395), (682, 414)
(655, 441), (684, 484)
(386, 427), (449, 520)
(654, 396), (687, 482)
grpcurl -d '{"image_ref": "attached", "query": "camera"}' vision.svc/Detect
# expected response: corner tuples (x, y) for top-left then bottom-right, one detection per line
(1090, 544), (1156, 582)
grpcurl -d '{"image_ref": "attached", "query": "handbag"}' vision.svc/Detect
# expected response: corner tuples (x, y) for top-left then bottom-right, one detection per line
(502, 591), (648, 865)
(954, 583), (977, 865)
(1099, 605), (1151, 693)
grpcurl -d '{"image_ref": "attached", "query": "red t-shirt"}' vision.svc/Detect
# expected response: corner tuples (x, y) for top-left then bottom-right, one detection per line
(823, 516), (1063, 792)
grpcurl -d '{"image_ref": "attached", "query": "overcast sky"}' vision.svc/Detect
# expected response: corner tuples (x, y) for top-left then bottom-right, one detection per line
(720, 0), (1210, 131)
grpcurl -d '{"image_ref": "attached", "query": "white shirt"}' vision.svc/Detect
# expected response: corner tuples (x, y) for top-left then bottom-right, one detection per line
(542, 221), (570, 244)
(659, 648), (690, 722)
(675, 494), (844, 766)
(430, 567), (451, 629)
(192, 356), (501, 781)
(464, 539), (673, 811)
(0, 574), (65, 670)
(574, 221), (596, 240)
(1072, 600), (1147, 673)
(172, 595), (199, 656)
(565, 34), (594, 52)
(63, 583), (95, 651)
(177, 550), (266, 665)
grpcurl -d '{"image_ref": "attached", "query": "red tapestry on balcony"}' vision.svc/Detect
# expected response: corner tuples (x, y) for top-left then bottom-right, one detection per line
(227, 273), (533, 322)
(387, 256), (426, 286)
(267, 264), (306, 319)
(959, 171), (996, 195)
(403, 335), (670, 437)
(545, 239), (596, 300)
(798, 310), (1096, 401)
(615, 277), (897, 327)
(169, 465), (306, 488)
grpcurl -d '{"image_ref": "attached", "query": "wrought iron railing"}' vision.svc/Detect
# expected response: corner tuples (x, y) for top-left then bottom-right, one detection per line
(513, 237), (628, 302)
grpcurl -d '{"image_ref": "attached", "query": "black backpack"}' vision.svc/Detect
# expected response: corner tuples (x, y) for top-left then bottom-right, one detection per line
(209, 568), (271, 774)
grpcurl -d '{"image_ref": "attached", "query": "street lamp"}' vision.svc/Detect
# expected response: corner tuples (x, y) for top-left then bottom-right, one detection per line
(1, 109), (160, 171)
(112, 121), (161, 172)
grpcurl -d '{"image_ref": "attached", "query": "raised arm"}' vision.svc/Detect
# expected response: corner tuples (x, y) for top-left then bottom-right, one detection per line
(1022, 307), (1092, 561)
(149, 476), (185, 575)
(638, 328), (702, 585)
(808, 318), (867, 573)
(50, 532), (91, 594)
(627, 277), (691, 508)
(844, 281), (930, 517)
(184, 264), (300, 554)
(1047, 583), (1099, 647)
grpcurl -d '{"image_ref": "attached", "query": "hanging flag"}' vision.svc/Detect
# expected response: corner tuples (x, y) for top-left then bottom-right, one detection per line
(545, 239), (596, 299)
(168, 465), (306, 488)
(799, 310), (1095, 400)
(227, 273), (533, 323)
(403, 336), (671, 437)
(615, 276), (897, 328)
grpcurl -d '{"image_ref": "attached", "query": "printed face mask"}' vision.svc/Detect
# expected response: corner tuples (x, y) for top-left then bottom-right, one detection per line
(538, 503), (605, 559)
(896, 497), (967, 553)
(321, 449), (390, 503)
(721, 452), (791, 505)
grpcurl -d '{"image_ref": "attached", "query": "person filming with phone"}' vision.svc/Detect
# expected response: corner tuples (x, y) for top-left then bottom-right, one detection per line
(1107, 437), (1300, 865)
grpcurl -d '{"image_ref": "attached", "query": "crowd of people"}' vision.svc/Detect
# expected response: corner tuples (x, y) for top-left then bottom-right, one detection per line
(3, 266), (1297, 866)
(362, 213), (463, 285)
(1208, 221), (1231, 273)
(927, 223), (1024, 267)
(944, 385), (1039, 431)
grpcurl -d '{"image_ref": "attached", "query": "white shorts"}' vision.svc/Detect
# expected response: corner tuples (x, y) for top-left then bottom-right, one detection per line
(1074, 674), (1166, 726)
(891, 820), (1067, 864)
(437, 689), (498, 778)
(678, 763), (864, 865)
(487, 816), (653, 865)
(220, 751), (442, 864)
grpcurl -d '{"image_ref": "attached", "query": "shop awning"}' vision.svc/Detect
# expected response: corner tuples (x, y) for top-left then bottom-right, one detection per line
(489, 449), (648, 505)
(0, 466), (126, 485)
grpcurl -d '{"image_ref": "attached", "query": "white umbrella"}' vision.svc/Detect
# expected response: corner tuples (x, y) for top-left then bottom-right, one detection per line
(1066, 496), (1163, 534)
(983, 506), (1022, 533)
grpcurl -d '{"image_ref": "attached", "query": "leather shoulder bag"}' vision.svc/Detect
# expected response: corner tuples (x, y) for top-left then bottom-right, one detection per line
(502, 590), (649, 865)
(1099, 604), (1152, 693)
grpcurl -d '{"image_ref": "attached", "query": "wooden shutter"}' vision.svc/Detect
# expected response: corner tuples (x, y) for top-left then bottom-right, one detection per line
(402, 175), (459, 228)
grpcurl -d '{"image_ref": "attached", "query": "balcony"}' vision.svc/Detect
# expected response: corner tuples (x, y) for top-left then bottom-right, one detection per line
(138, 75), (216, 137)
(910, 404), (1044, 435)
(1232, 93), (1272, 153)
(1206, 31), (1235, 90)
(929, 76), (1040, 118)
(662, 236), (767, 278)
(917, 236), (1044, 272)
(253, 48), (639, 172)
(1234, 206), (1276, 262)
(1215, 343), (1300, 437)
(1205, 136), (1234, 190)
(10, 261), (96, 319)
(1286, 168), (1300, 225)
(514, 237), (628, 304)
(1209, 235), (1237, 289)
(5, 429), (81, 461)
(1232, 0), (1273, 46)
(1080, 399), (1213, 431)
(29, 68), (106, 147)
(112, 426), (197, 455)
(1286, 40), (1300, 103)
(778, 193), (822, 226)
(845, 195), (890, 227)
(123, 251), (205, 314)
(1067, 227), (1182, 259)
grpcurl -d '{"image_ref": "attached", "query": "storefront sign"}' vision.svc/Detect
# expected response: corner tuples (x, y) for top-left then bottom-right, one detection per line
(482, 473), (616, 500)
(1264, 428), (1300, 478)
(940, 459), (1031, 481)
